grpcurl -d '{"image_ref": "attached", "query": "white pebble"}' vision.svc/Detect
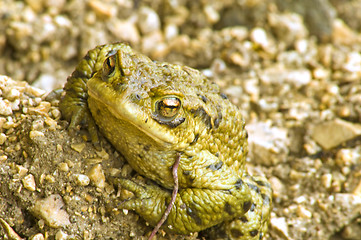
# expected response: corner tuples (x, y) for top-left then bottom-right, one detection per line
(73, 174), (90, 186)
(137, 6), (161, 35)
(88, 164), (106, 188)
(0, 99), (13, 116)
(22, 174), (36, 191)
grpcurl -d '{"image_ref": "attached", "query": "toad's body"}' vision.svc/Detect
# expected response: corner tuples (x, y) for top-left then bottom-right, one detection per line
(59, 43), (272, 239)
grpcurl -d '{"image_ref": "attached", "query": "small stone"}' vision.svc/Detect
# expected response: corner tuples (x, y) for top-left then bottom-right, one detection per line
(246, 121), (289, 165)
(0, 133), (7, 145)
(0, 155), (7, 163)
(137, 6), (161, 35)
(141, 30), (164, 54)
(343, 52), (361, 73)
(32, 195), (70, 228)
(31, 119), (44, 131)
(29, 130), (45, 140)
(107, 18), (140, 45)
(269, 176), (286, 198)
(270, 217), (290, 239)
(296, 205), (312, 219)
(164, 23), (178, 41)
(321, 173), (333, 189)
(51, 108), (61, 119)
(73, 174), (90, 186)
(16, 165), (29, 178)
(353, 179), (361, 197)
(4, 88), (20, 101)
(44, 117), (58, 130)
(71, 143), (86, 153)
(30, 233), (44, 240)
(22, 174), (36, 191)
(335, 148), (360, 168)
(268, 12), (308, 46)
(88, 0), (116, 19)
(311, 118), (361, 149)
(96, 149), (109, 160)
(88, 164), (106, 188)
(58, 162), (69, 172)
(55, 230), (68, 240)
(284, 69), (312, 88)
(32, 74), (57, 93)
(28, 101), (51, 115)
(0, 99), (13, 115)
(204, 5), (220, 24)
(332, 19), (358, 45)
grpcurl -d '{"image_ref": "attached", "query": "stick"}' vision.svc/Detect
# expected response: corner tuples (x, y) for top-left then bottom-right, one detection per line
(148, 152), (181, 240)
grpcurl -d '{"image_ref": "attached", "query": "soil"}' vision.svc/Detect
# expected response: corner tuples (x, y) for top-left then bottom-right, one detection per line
(1, 0), (361, 239)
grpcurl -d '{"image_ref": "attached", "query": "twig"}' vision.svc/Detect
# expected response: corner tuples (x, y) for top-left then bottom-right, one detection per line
(148, 152), (181, 240)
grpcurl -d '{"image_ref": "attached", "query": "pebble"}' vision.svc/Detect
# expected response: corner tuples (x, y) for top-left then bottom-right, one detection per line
(107, 18), (140, 45)
(70, 143), (86, 153)
(22, 174), (36, 191)
(58, 162), (69, 172)
(296, 205), (312, 219)
(55, 230), (68, 240)
(321, 173), (333, 189)
(269, 176), (286, 199)
(268, 12), (308, 47)
(87, 164), (106, 188)
(137, 6), (161, 35)
(0, 99), (13, 116)
(29, 130), (45, 140)
(32, 194), (70, 228)
(164, 23), (179, 41)
(73, 174), (90, 186)
(270, 217), (290, 239)
(30, 233), (45, 240)
(88, 0), (116, 19)
(16, 165), (29, 178)
(246, 121), (289, 165)
(0, 133), (7, 145)
(311, 118), (361, 149)
(204, 5), (220, 24)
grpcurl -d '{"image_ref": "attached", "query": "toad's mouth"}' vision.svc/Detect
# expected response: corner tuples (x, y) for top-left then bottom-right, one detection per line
(87, 78), (177, 147)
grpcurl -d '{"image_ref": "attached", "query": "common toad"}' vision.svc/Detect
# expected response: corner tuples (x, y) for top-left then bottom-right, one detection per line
(59, 43), (272, 239)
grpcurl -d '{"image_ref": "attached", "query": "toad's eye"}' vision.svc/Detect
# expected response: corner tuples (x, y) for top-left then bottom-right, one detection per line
(102, 54), (116, 78)
(155, 97), (181, 121)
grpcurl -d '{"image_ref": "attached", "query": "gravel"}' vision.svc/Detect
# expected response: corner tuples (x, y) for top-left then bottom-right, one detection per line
(1, 0), (361, 239)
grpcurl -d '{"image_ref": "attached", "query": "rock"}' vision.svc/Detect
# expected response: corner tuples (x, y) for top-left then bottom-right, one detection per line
(311, 118), (361, 149)
(0, 98), (13, 116)
(268, 12), (308, 47)
(22, 174), (36, 191)
(32, 195), (70, 228)
(87, 164), (106, 188)
(107, 18), (140, 45)
(246, 121), (289, 165)
(88, 0), (116, 19)
(137, 6), (161, 35)
(73, 174), (90, 186)
(270, 217), (290, 239)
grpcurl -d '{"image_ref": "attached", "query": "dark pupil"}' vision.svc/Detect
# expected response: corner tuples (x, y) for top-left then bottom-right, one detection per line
(158, 99), (179, 118)
(105, 55), (116, 75)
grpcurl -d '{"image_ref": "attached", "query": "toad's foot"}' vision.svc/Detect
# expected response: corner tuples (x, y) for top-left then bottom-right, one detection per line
(111, 177), (254, 235)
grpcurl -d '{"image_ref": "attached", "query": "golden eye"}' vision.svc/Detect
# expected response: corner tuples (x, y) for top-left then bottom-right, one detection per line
(155, 97), (181, 120)
(102, 54), (116, 78)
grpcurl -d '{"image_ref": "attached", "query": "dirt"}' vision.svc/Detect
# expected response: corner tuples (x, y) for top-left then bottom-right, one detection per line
(1, 0), (361, 239)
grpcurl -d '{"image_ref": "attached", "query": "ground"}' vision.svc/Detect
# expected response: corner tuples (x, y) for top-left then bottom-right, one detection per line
(1, 0), (361, 239)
